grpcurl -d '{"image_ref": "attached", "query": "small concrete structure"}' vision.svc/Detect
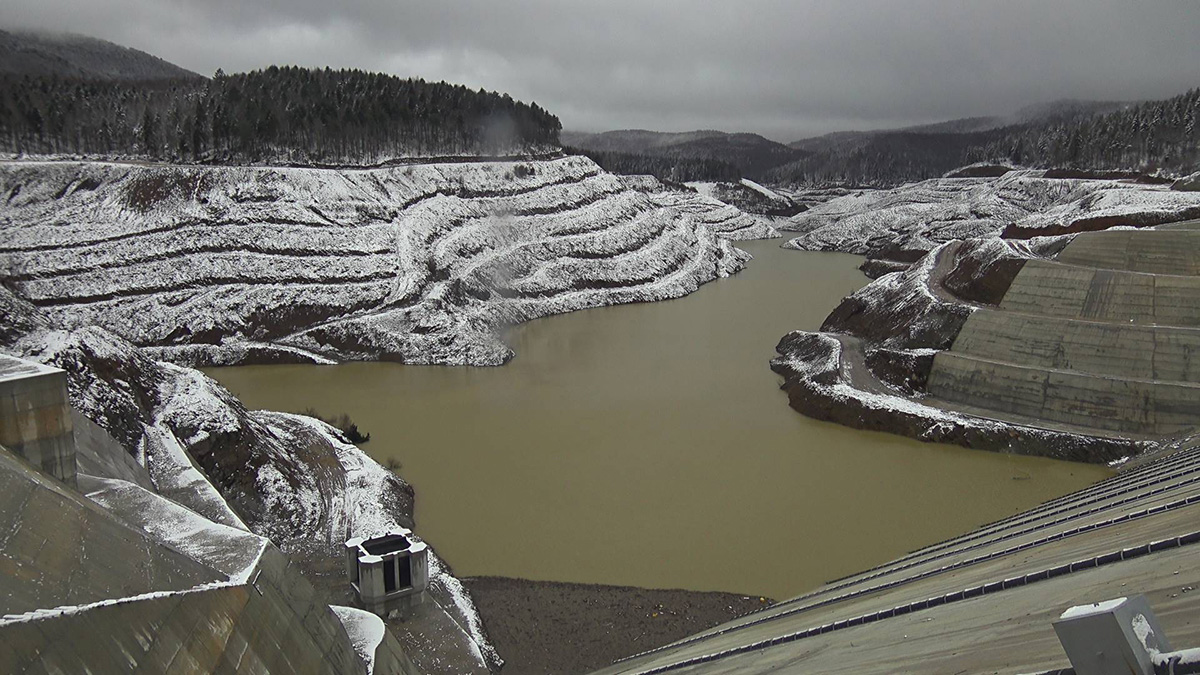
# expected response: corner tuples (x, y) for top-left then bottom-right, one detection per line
(0, 354), (75, 487)
(345, 528), (429, 616)
(1053, 595), (1171, 675)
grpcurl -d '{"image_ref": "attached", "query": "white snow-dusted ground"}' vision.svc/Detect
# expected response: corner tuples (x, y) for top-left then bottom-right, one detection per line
(784, 170), (1200, 258)
(331, 606), (386, 674)
(0, 156), (769, 366)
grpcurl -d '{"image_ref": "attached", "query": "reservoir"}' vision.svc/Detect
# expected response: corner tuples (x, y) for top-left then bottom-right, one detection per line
(208, 240), (1111, 600)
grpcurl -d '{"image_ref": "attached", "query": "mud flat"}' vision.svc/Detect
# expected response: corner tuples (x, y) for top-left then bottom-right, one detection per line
(463, 577), (770, 675)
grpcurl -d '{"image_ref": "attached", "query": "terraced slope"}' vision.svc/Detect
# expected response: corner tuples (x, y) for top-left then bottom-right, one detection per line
(593, 437), (1200, 674)
(783, 170), (1200, 268)
(0, 156), (773, 367)
(928, 229), (1200, 437)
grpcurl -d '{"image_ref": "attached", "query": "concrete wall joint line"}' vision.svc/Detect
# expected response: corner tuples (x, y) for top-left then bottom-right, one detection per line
(625, 530), (1200, 675)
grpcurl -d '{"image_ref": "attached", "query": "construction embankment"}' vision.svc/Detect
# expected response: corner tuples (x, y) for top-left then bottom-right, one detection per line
(928, 227), (1200, 439)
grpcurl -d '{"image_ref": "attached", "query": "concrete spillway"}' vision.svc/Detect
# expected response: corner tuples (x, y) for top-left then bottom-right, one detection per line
(927, 229), (1200, 439)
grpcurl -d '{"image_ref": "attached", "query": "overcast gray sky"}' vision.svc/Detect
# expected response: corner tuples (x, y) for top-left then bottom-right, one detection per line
(5, 0), (1200, 141)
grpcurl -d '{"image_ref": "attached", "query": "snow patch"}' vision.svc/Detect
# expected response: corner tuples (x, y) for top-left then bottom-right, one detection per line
(331, 605), (386, 674)
(1059, 597), (1127, 620)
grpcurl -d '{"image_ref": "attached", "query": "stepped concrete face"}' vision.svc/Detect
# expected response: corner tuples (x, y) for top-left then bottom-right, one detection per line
(0, 354), (75, 487)
(927, 229), (1200, 439)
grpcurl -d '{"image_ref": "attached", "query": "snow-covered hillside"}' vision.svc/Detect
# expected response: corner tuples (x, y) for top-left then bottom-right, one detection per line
(0, 156), (776, 367)
(0, 286), (498, 670)
(784, 170), (1200, 262)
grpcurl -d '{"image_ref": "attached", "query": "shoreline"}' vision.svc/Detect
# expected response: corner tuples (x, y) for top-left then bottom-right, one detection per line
(463, 576), (772, 675)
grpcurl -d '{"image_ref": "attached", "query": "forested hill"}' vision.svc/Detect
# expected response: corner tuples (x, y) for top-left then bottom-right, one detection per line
(767, 88), (1200, 187)
(565, 129), (805, 182)
(0, 28), (201, 81)
(564, 146), (742, 182)
(0, 66), (562, 164)
(982, 89), (1199, 172)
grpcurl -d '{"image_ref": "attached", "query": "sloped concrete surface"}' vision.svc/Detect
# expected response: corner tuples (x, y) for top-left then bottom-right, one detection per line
(592, 440), (1200, 674)
(70, 409), (155, 490)
(0, 448), (221, 617)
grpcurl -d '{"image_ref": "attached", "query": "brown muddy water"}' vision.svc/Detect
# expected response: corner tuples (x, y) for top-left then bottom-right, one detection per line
(208, 240), (1110, 600)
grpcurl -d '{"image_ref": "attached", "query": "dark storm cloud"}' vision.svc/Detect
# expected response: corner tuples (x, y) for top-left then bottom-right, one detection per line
(6, 0), (1200, 141)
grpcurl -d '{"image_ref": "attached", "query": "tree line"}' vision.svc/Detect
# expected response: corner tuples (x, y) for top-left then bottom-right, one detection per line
(565, 146), (742, 182)
(766, 88), (1200, 187)
(981, 88), (1199, 173)
(0, 65), (562, 164)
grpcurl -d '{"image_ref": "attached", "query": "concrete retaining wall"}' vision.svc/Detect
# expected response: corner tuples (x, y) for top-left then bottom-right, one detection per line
(950, 310), (1200, 383)
(1001, 260), (1200, 327)
(928, 352), (1200, 435)
(1057, 230), (1200, 276)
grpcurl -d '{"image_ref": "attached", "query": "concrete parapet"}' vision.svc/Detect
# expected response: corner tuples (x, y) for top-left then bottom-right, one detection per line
(0, 354), (76, 487)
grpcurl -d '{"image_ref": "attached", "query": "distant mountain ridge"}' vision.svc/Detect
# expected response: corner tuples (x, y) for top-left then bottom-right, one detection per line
(786, 100), (1132, 155)
(565, 100), (1149, 186)
(0, 28), (201, 80)
(769, 96), (1192, 186)
(564, 128), (807, 182)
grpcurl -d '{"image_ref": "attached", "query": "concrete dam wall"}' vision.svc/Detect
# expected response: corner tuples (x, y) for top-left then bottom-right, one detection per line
(928, 229), (1200, 438)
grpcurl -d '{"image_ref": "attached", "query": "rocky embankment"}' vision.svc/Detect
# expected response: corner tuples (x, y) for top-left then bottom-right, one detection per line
(773, 169), (1200, 463)
(0, 156), (775, 367)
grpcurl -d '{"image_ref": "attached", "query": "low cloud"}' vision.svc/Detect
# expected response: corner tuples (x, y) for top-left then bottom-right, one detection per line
(6, 0), (1200, 141)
